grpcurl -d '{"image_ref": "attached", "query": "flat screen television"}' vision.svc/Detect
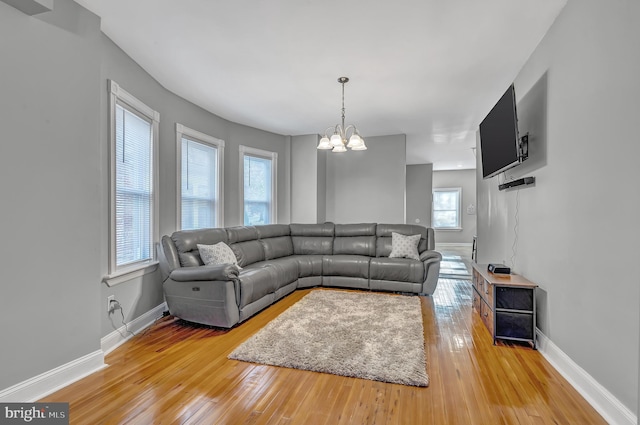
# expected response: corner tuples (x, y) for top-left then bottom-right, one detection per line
(479, 84), (524, 179)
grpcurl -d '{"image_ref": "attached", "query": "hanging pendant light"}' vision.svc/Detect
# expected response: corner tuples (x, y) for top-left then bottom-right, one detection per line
(317, 77), (367, 152)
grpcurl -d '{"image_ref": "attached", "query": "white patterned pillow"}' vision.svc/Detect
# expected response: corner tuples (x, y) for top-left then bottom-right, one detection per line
(197, 242), (242, 269)
(389, 232), (421, 260)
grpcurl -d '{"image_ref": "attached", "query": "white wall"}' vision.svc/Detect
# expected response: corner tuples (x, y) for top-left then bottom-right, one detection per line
(477, 0), (640, 417)
(432, 169), (476, 244)
(406, 164), (433, 227)
(325, 134), (406, 224)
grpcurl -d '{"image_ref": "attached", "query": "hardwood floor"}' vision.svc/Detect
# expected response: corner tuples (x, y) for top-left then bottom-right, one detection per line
(41, 280), (607, 424)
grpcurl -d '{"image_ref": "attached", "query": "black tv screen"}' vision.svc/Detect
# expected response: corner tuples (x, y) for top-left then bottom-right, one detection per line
(479, 85), (521, 179)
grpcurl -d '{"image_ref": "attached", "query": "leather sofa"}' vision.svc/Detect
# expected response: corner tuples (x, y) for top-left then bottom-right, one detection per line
(158, 223), (442, 328)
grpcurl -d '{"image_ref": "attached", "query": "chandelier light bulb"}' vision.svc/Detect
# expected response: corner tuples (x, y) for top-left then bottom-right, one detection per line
(330, 133), (343, 147)
(351, 141), (367, 151)
(317, 136), (332, 149)
(332, 144), (347, 153)
(347, 133), (362, 148)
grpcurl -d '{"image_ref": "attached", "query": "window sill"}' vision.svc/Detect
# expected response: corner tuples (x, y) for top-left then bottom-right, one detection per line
(434, 227), (463, 231)
(103, 261), (159, 287)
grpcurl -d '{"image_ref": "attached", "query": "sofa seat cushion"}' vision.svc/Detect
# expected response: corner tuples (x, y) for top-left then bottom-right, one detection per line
(369, 257), (424, 283)
(239, 257), (298, 295)
(322, 255), (370, 279)
(237, 265), (276, 308)
(290, 255), (323, 277)
(257, 257), (299, 287)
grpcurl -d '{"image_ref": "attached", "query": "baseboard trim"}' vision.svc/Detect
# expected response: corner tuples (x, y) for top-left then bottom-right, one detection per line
(101, 302), (167, 355)
(0, 303), (168, 403)
(0, 350), (106, 402)
(536, 329), (636, 425)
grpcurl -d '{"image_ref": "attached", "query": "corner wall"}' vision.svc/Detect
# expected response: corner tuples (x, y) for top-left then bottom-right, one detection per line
(406, 164), (433, 227)
(290, 134), (323, 223)
(477, 0), (640, 419)
(0, 0), (291, 397)
(433, 169), (476, 244)
(0, 0), (103, 390)
(325, 134), (406, 224)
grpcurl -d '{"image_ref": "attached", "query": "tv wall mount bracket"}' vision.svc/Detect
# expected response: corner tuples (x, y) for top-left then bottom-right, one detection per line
(498, 133), (534, 191)
(518, 134), (529, 161)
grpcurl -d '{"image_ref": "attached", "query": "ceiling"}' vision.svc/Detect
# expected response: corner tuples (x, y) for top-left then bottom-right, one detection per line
(73, 0), (566, 170)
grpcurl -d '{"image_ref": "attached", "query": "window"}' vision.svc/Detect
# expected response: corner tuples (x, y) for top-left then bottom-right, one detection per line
(240, 145), (277, 225)
(176, 124), (224, 230)
(107, 80), (159, 281)
(432, 188), (462, 229)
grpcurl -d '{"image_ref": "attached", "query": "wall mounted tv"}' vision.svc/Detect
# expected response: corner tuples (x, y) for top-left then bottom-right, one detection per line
(479, 84), (526, 179)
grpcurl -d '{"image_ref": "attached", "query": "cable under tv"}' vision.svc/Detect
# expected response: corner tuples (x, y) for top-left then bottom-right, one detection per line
(488, 263), (511, 274)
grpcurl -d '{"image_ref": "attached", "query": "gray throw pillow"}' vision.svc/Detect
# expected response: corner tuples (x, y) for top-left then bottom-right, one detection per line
(389, 232), (421, 260)
(197, 242), (242, 269)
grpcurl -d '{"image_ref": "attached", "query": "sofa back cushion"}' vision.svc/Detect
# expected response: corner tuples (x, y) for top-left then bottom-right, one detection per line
(256, 224), (291, 239)
(226, 226), (265, 267)
(376, 224), (429, 257)
(255, 225), (294, 260)
(171, 228), (228, 267)
(333, 223), (376, 256)
(290, 223), (334, 255)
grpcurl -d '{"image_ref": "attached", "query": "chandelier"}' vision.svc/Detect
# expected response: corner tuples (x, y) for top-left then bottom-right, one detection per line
(317, 77), (367, 152)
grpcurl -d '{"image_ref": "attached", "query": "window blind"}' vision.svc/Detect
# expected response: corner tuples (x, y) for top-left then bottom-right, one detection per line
(243, 154), (272, 226)
(115, 103), (153, 267)
(181, 137), (217, 230)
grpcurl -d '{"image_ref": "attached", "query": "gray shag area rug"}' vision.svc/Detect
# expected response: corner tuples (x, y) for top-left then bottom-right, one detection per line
(228, 290), (429, 387)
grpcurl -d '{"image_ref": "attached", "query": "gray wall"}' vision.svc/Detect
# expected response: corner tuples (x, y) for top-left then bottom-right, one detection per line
(0, 0), (102, 389)
(0, 0), (291, 392)
(100, 29), (290, 336)
(477, 0), (640, 414)
(433, 169), (476, 244)
(291, 134), (324, 223)
(316, 145), (327, 223)
(406, 164), (433, 227)
(325, 135), (406, 224)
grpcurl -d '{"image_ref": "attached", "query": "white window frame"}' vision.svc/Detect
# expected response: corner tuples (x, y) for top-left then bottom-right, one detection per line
(239, 145), (277, 225)
(432, 187), (462, 230)
(104, 80), (159, 286)
(176, 124), (225, 230)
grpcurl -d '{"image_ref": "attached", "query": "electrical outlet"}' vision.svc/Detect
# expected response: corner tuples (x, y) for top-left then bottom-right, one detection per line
(107, 295), (115, 313)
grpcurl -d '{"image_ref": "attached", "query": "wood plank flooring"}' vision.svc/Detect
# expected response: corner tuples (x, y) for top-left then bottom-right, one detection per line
(41, 280), (607, 424)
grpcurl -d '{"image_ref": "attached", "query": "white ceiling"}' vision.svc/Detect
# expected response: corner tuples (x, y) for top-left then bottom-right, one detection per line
(74, 0), (566, 170)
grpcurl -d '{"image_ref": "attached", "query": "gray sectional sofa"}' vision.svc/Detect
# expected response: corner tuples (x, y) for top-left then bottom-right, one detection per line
(158, 223), (442, 328)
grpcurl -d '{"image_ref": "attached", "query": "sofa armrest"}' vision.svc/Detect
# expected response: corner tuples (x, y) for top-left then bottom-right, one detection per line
(419, 250), (442, 263)
(169, 264), (239, 282)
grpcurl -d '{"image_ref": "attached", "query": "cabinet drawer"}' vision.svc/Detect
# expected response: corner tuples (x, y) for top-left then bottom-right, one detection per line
(472, 270), (482, 291)
(480, 298), (493, 336)
(495, 311), (533, 340)
(483, 280), (494, 307)
(495, 286), (533, 311)
(472, 288), (481, 314)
